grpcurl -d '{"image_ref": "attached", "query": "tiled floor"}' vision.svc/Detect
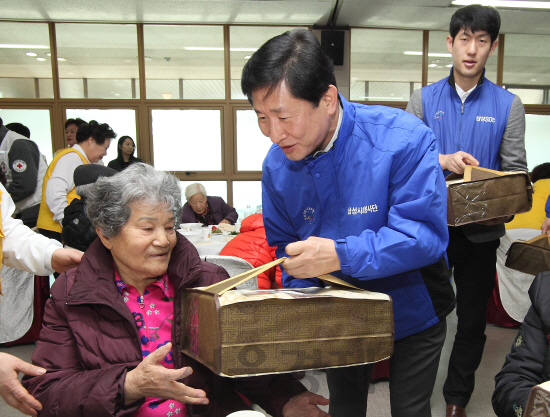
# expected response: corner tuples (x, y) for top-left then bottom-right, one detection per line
(0, 305), (519, 417)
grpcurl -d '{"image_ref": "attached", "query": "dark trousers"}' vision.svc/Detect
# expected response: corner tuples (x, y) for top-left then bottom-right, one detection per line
(443, 226), (500, 407)
(326, 319), (447, 417)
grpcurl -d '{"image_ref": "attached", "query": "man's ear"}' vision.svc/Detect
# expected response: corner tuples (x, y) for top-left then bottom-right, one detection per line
(447, 35), (454, 53)
(488, 40), (498, 57)
(96, 228), (113, 250)
(322, 85), (339, 116)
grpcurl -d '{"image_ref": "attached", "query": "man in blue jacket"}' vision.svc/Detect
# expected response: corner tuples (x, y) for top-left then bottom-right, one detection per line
(241, 29), (454, 417)
(406, 5), (527, 417)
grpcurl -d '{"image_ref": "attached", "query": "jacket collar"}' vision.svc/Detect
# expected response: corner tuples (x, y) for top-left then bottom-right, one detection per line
(447, 68), (486, 92)
(67, 233), (204, 308)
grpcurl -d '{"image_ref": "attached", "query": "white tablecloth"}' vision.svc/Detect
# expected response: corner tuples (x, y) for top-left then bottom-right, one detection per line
(192, 238), (231, 256)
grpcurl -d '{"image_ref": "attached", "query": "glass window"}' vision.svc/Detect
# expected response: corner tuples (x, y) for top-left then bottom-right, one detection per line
(503, 34), (550, 105)
(151, 109), (222, 171)
(350, 28), (422, 101)
(525, 114), (550, 172)
(236, 109), (273, 171)
(428, 30), (497, 85)
(144, 25), (224, 100)
(56, 24), (139, 99)
(65, 109), (137, 166)
(233, 181), (262, 222)
(0, 109), (53, 163)
(0, 22), (53, 98)
(230, 26), (307, 99)
(180, 181), (227, 204)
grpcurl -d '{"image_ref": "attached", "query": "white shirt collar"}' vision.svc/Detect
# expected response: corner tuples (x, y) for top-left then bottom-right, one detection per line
(321, 102), (344, 153)
(455, 83), (476, 104)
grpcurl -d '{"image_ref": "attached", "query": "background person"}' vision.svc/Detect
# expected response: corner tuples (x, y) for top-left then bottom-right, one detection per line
(492, 271), (550, 417)
(63, 118), (86, 148)
(0, 182), (83, 416)
(0, 117), (47, 228)
(5, 122), (30, 139)
(37, 120), (115, 242)
(61, 164), (118, 252)
(181, 182), (238, 226)
(542, 195), (550, 234)
(406, 6), (527, 416)
(24, 163), (329, 417)
(241, 29), (453, 417)
(107, 135), (144, 172)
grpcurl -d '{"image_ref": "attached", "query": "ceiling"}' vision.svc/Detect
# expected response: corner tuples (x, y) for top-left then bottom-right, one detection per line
(1, 0), (550, 35)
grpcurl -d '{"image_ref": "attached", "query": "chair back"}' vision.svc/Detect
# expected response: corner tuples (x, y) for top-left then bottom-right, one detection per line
(200, 255), (258, 290)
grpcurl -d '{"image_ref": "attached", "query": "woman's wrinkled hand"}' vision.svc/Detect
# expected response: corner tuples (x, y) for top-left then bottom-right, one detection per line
(0, 353), (45, 416)
(124, 343), (209, 406)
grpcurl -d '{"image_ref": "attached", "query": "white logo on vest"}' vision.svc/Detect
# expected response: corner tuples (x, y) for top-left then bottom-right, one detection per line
(12, 160), (27, 173)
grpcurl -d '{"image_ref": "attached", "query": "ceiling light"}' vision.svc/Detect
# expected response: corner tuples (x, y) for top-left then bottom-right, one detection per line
(429, 63), (438, 67)
(46, 53), (51, 56)
(36, 57), (46, 61)
(531, 78), (537, 81)
(0, 44), (49, 49)
(446, 64), (453, 67)
(404, 51), (453, 58)
(25, 52), (37, 57)
(452, 1), (550, 9)
(244, 55), (251, 59)
(57, 57), (66, 61)
(162, 93), (172, 99)
(144, 56), (152, 61)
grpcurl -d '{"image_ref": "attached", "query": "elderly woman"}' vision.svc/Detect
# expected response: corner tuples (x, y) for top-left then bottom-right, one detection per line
(23, 163), (329, 417)
(37, 120), (115, 242)
(181, 183), (238, 226)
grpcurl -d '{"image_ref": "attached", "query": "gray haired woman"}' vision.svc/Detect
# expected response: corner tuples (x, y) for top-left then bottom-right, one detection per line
(24, 162), (328, 417)
(181, 182), (238, 226)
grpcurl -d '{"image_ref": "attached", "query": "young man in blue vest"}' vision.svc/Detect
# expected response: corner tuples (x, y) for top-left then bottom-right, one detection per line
(242, 29), (454, 417)
(406, 5), (527, 417)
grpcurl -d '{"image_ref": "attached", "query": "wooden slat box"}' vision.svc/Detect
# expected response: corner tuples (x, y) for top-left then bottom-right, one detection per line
(506, 235), (550, 276)
(446, 166), (532, 227)
(180, 260), (394, 377)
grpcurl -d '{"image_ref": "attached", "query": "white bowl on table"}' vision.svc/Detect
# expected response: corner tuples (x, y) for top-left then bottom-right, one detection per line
(210, 232), (226, 242)
(180, 222), (202, 232)
(177, 230), (202, 243)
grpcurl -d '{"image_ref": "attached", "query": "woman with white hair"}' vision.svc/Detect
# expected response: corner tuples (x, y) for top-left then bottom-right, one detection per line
(23, 163), (329, 417)
(181, 182), (238, 226)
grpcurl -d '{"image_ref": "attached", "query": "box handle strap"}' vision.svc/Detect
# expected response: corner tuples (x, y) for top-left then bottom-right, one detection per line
(524, 234), (550, 245)
(202, 257), (361, 295)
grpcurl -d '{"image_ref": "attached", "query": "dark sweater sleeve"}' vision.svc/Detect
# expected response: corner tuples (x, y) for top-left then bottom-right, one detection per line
(493, 276), (548, 417)
(6, 139), (40, 202)
(220, 199), (238, 224)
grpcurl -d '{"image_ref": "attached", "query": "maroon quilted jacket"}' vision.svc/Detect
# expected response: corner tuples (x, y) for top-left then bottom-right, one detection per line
(23, 234), (306, 417)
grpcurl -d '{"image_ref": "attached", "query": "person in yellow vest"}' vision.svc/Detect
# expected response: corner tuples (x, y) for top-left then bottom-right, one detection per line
(37, 120), (115, 242)
(0, 182), (83, 416)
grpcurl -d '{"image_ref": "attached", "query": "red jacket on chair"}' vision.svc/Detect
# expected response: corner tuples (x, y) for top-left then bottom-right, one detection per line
(220, 214), (282, 289)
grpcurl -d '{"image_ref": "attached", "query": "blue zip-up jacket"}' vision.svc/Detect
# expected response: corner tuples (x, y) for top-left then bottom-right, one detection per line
(262, 95), (455, 340)
(420, 70), (515, 177)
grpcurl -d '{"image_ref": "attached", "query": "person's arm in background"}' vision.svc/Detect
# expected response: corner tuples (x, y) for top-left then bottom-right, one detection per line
(218, 197), (238, 224)
(499, 95), (528, 173)
(44, 153), (82, 225)
(493, 273), (548, 417)
(542, 195), (550, 234)
(6, 139), (40, 203)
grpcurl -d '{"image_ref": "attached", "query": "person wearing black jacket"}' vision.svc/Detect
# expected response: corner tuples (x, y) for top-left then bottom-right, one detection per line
(493, 271), (550, 417)
(61, 164), (117, 251)
(107, 135), (143, 172)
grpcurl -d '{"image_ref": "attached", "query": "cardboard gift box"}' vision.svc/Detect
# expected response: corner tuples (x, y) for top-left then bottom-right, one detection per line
(446, 166), (532, 227)
(505, 234), (550, 276)
(180, 259), (394, 377)
(523, 380), (550, 417)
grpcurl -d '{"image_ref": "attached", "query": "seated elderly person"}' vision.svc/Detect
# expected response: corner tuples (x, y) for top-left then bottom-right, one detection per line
(493, 270), (550, 417)
(181, 183), (238, 226)
(23, 163), (328, 417)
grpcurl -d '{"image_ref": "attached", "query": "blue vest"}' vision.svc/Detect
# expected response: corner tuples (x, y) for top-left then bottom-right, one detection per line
(421, 71), (514, 176)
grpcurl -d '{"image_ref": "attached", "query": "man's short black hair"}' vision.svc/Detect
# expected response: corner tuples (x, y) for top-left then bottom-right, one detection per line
(65, 118), (86, 130)
(76, 120), (116, 145)
(6, 122), (30, 138)
(450, 5), (500, 44)
(241, 29), (337, 107)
